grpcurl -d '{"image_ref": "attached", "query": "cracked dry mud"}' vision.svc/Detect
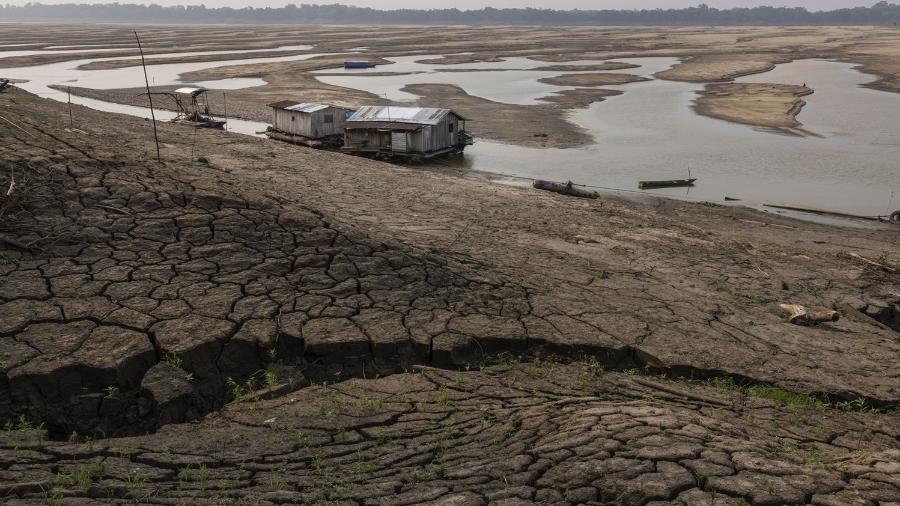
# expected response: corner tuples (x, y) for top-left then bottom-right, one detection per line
(1, 88), (899, 504)
(3, 363), (900, 505)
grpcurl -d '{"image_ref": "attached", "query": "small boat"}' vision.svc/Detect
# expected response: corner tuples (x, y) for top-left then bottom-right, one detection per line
(638, 178), (697, 190)
(172, 117), (226, 129)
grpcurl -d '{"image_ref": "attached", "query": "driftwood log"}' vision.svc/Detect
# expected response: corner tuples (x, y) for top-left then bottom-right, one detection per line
(533, 180), (599, 199)
(779, 304), (840, 325)
(265, 130), (324, 148)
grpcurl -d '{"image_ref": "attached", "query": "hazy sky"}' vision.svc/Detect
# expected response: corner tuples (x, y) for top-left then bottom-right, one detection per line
(3, 0), (881, 9)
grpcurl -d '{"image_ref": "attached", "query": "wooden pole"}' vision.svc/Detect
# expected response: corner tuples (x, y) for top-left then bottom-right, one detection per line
(67, 86), (73, 129)
(134, 31), (160, 163)
(222, 91), (228, 131)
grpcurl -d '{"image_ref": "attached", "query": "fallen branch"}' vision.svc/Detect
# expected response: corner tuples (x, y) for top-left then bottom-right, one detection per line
(533, 180), (599, 199)
(0, 114), (35, 138)
(628, 377), (731, 407)
(848, 252), (895, 273)
(5, 170), (15, 197)
(96, 204), (132, 215)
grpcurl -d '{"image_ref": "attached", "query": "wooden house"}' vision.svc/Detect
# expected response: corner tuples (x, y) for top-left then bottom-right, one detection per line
(266, 101), (353, 147)
(342, 106), (472, 160)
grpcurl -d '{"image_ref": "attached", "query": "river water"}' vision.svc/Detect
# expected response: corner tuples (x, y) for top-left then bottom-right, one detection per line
(3, 46), (898, 218)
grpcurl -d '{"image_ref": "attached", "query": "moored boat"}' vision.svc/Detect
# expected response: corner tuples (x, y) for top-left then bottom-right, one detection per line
(638, 178), (697, 190)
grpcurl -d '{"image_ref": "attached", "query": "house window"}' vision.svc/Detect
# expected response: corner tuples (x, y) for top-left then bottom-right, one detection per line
(449, 123), (455, 133)
(291, 116), (295, 122)
(324, 114), (334, 124)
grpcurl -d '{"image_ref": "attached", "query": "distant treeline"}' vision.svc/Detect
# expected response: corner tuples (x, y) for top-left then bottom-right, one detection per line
(2, 2), (900, 26)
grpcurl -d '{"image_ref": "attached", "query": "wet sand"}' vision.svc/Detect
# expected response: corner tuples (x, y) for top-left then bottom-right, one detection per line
(694, 82), (814, 130)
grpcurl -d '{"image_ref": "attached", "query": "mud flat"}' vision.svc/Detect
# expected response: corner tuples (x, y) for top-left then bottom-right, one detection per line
(694, 82), (814, 130)
(538, 72), (649, 87)
(8, 25), (900, 146)
(1, 85), (900, 504)
(654, 53), (792, 82)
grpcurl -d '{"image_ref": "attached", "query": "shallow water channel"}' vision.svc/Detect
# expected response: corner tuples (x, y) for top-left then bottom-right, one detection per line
(3, 47), (899, 218)
(1, 45), (320, 135)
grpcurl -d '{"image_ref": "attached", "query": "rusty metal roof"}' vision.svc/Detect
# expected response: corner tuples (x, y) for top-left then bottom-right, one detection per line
(347, 106), (468, 126)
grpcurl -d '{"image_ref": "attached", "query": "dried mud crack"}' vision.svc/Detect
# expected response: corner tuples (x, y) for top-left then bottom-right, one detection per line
(1, 87), (899, 504)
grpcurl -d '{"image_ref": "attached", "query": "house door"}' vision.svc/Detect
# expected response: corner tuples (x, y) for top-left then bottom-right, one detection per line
(391, 132), (408, 153)
(378, 130), (392, 149)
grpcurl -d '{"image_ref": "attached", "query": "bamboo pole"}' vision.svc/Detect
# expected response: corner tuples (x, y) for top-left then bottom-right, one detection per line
(67, 86), (73, 129)
(222, 91), (228, 131)
(134, 31), (160, 162)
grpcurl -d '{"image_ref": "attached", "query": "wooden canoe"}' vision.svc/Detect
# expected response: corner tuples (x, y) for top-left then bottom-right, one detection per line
(638, 178), (697, 190)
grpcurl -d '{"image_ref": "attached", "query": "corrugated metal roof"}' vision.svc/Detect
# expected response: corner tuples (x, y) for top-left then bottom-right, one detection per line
(174, 87), (207, 97)
(347, 106), (467, 126)
(287, 103), (330, 113)
(344, 121), (422, 131)
(268, 101), (348, 113)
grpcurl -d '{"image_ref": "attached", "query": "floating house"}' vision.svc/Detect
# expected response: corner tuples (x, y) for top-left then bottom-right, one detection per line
(342, 106), (473, 160)
(266, 101), (354, 147)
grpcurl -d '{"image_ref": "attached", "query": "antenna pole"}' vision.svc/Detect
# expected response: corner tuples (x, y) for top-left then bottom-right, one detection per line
(134, 30), (160, 163)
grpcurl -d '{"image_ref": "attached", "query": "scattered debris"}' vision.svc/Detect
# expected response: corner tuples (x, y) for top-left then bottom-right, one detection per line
(0, 79), (10, 93)
(638, 178), (697, 189)
(779, 304), (840, 325)
(533, 179), (599, 199)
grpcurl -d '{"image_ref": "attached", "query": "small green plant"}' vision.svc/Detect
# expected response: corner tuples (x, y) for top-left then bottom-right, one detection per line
(53, 461), (105, 488)
(264, 370), (278, 389)
(436, 387), (449, 407)
(115, 444), (132, 460)
(836, 398), (877, 413)
(125, 469), (149, 502)
(745, 385), (828, 408)
(44, 487), (63, 506)
(7, 415), (46, 449)
(162, 352), (183, 369)
(267, 471), (287, 490)
(177, 465), (194, 484)
(197, 463), (209, 490)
